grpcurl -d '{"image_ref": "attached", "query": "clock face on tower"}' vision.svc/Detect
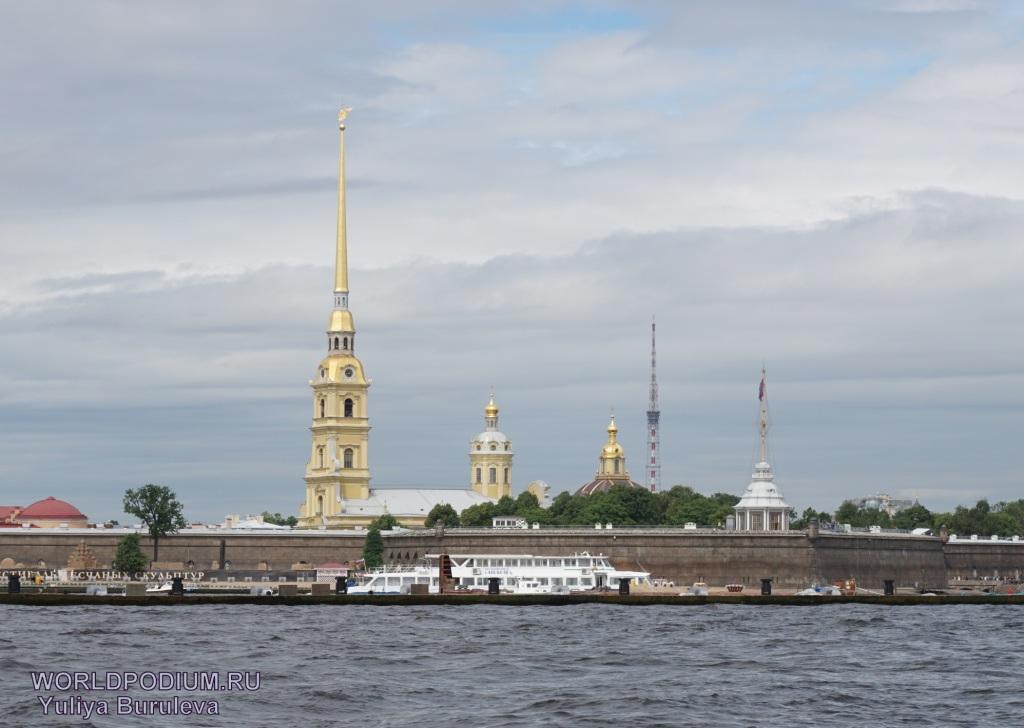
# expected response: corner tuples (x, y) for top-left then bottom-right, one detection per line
(344, 367), (355, 379)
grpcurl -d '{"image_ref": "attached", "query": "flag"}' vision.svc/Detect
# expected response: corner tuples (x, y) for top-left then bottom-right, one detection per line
(758, 373), (766, 402)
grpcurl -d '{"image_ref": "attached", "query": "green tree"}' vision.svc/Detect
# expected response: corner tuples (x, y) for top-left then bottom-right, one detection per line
(459, 502), (497, 527)
(424, 503), (460, 528)
(892, 504), (933, 531)
(368, 513), (402, 531)
(111, 533), (148, 574)
(362, 528), (384, 568)
(123, 484), (187, 561)
(261, 511), (298, 527)
(514, 491), (540, 513)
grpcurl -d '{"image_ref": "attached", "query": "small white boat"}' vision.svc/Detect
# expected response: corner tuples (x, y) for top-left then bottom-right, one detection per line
(146, 581), (173, 594)
(682, 582), (709, 596)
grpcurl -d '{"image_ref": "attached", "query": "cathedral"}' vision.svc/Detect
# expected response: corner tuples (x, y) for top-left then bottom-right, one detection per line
(297, 110), (501, 528)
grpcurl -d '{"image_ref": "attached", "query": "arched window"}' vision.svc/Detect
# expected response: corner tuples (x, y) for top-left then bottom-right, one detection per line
(475, 444), (481, 451)
(319, 398), (326, 418)
(503, 467), (509, 484)
(343, 448), (353, 468)
(316, 496), (323, 515)
(488, 467), (496, 484)
(317, 447), (324, 469)
(614, 459), (620, 474)
(344, 398), (354, 417)
(490, 443), (497, 451)
(504, 443), (510, 451)
(334, 337), (339, 350)
(475, 468), (481, 484)
(343, 337), (348, 350)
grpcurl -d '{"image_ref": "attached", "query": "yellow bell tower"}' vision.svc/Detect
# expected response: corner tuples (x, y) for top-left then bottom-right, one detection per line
(469, 393), (513, 499)
(298, 108), (372, 527)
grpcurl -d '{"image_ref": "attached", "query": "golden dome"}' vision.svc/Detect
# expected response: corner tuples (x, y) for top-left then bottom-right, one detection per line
(603, 442), (624, 457)
(485, 393), (499, 418)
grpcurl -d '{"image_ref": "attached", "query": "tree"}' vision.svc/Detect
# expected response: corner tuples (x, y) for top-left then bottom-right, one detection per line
(111, 533), (148, 574)
(362, 528), (384, 568)
(262, 511), (298, 527)
(424, 503), (460, 528)
(123, 484), (187, 562)
(892, 504), (933, 531)
(368, 513), (402, 531)
(459, 502), (497, 527)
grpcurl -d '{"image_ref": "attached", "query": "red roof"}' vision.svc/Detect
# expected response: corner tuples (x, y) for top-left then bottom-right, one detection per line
(0, 506), (20, 521)
(19, 496), (86, 520)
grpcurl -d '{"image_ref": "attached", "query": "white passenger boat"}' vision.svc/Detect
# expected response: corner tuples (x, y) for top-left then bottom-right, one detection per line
(346, 553), (650, 595)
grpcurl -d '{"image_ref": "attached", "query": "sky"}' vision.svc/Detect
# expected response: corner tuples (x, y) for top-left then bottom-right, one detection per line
(1, 1), (1022, 523)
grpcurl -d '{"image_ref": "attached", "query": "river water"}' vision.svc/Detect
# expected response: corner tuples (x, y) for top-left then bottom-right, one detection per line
(1, 603), (1021, 727)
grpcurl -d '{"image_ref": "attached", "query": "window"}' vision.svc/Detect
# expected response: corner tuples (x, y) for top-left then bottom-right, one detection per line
(316, 496), (323, 515)
(475, 468), (481, 484)
(343, 336), (348, 349)
(334, 337), (339, 350)
(316, 447), (324, 468)
(319, 398), (326, 418)
(503, 467), (509, 484)
(490, 443), (497, 451)
(344, 398), (354, 417)
(489, 467), (496, 484)
(343, 448), (354, 468)
(614, 459), (620, 474)
(504, 443), (510, 451)
(475, 444), (481, 451)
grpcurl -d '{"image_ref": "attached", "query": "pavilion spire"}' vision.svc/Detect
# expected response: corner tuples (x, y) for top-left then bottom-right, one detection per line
(334, 107), (351, 307)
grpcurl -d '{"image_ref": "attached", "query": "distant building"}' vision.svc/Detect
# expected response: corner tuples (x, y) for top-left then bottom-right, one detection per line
(848, 494), (917, 516)
(0, 497), (89, 529)
(734, 369), (790, 531)
(576, 415), (645, 495)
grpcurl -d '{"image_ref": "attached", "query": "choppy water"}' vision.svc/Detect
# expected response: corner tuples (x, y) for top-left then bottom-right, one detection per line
(1, 604), (1022, 727)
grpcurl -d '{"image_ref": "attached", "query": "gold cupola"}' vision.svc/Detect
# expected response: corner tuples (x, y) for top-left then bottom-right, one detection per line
(575, 413), (643, 496)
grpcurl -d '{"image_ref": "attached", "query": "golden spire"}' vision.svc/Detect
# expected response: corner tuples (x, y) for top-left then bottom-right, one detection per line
(485, 392), (499, 418)
(334, 107), (351, 297)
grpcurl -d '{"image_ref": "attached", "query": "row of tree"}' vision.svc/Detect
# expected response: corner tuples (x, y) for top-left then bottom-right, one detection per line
(803, 499), (1024, 537)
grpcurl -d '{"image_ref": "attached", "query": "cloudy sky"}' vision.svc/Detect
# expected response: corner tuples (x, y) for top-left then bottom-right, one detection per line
(2, 1), (1022, 523)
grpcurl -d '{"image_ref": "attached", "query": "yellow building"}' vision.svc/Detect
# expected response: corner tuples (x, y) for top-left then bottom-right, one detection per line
(297, 110), (499, 528)
(575, 415), (644, 495)
(469, 394), (513, 499)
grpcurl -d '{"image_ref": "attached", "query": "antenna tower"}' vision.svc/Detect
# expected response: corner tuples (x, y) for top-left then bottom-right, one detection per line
(646, 318), (660, 492)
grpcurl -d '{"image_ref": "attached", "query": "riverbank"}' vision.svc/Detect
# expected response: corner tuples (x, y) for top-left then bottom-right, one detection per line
(3, 593), (1024, 607)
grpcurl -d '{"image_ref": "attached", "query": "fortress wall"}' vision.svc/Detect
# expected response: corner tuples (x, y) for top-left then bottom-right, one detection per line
(0, 531), (364, 571)
(1, 529), (1018, 587)
(943, 541), (1024, 580)
(383, 529), (817, 587)
(809, 533), (947, 589)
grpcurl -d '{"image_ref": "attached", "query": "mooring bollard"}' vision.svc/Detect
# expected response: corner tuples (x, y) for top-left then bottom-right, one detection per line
(619, 578), (630, 596)
(7, 574), (20, 594)
(170, 577), (184, 596)
(760, 578), (773, 596)
(488, 578), (500, 595)
(335, 576), (347, 594)
(883, 579), (895, 596)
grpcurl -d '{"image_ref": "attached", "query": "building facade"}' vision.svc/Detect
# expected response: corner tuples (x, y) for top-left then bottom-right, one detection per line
(469, 394), (513, 500)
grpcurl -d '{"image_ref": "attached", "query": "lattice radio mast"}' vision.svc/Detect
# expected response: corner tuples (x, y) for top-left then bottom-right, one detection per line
(646, 318), (661, 492)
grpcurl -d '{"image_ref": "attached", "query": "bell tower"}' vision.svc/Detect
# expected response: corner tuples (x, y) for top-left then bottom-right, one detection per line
(469, 393), (514, 499)
(298, 108), (372, 527)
